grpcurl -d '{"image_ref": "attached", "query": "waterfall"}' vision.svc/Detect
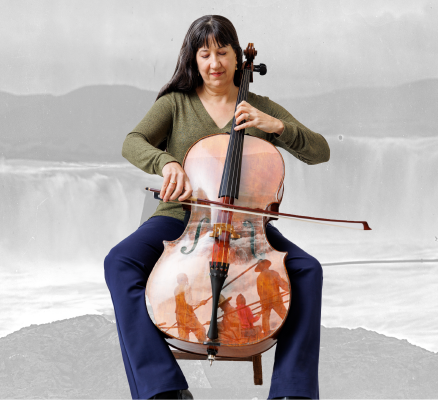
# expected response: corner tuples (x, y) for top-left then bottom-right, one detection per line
(1, 136), (437, 351)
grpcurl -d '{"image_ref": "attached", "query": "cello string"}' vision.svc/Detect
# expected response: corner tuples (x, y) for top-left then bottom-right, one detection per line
(224, 66), (255, 259)
(221, 68), (251, 264)
(221, 63), (251, 263)
(228, 68), (250, 206)
(217, 67), (247, 262)
(219, 67), (250, 263)
(225, 68), (247, 207)
(229, 68), (250, 227)
(218, 67), (247, 245)
(217, 71), (243, 262)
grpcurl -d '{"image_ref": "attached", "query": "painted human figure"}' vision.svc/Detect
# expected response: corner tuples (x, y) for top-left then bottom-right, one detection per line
(216, 294), (241, 343)
(174, 273), (207, 341)
(255, 259), (289, 335)
(236, 293), (262, 340)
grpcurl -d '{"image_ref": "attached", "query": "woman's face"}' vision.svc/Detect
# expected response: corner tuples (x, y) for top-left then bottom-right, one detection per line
(196, 40), (237, 90)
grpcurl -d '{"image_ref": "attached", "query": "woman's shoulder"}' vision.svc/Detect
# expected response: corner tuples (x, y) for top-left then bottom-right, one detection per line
(156, 90), (197, 110)
(248, 91), (270, 103)
(248, 91), (273, 112)
(248, 91), (291, 118)
(159, 90), (195, 102)
(151, 91), (192, 115)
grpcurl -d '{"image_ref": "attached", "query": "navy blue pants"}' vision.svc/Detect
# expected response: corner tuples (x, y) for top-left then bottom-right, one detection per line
(104, 216), (322, 399)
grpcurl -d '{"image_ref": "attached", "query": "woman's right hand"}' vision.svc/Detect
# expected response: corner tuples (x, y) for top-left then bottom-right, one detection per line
(160, 162), (193, 203)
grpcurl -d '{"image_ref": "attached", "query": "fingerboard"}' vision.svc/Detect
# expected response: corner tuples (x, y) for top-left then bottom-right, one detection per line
(218, 68), (252, 199)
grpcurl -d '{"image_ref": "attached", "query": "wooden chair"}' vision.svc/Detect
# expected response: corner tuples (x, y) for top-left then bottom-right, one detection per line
(171, 350), (263, 385)
(140, 195), (263, 386)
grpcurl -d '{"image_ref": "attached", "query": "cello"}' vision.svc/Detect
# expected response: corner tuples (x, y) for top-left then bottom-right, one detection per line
(145, 43), (369, 364)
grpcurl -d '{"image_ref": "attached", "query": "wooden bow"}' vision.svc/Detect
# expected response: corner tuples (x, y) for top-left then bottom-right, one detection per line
(145, 187), (371, 231)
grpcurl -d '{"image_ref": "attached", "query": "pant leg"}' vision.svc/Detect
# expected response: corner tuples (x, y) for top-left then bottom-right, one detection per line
(266, 224), (323, 400)
(104, 216), (188, 399)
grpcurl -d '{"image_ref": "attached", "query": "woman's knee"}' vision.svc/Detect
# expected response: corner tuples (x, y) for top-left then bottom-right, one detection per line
(287, 253), (323, 283)
(104, 243), (132, 287)
(104, 236), (158, 291)
(307, 256), (323, 282)
(104, 246), (118, 283)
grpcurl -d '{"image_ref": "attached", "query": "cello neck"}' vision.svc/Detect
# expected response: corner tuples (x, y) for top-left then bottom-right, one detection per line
(230, 67), (252, 136)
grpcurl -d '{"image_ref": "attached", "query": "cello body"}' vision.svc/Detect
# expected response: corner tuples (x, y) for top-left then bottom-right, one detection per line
(146, 132), (291, 358)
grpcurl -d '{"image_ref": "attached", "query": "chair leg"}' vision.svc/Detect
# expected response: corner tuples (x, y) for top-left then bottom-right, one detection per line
(252, 354), (263, 385)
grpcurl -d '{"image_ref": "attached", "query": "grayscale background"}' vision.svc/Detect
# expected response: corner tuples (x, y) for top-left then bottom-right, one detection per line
(1, 1), (437, 399)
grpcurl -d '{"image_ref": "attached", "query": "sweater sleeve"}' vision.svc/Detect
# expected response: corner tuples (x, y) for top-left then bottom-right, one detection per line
(121, 94), (179, 176)
(267, 98), (330, 165)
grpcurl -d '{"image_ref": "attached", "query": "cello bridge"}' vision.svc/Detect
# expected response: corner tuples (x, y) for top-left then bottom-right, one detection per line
(209, 223), (240, 239)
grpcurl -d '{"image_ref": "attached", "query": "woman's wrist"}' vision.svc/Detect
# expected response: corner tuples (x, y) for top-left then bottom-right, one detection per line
(272, 118), (285, 136)
(161, 161), (180, 174)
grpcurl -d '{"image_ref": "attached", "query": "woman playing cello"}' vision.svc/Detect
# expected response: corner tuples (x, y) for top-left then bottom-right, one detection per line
(104, 15), (330, 400)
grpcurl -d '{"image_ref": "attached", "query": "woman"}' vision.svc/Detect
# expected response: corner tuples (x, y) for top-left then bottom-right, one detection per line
(105, 15), (329, 400)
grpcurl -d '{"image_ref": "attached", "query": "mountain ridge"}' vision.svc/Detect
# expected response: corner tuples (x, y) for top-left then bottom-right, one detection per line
(1, 80), (437, 162)
(2, 77), (436, 98)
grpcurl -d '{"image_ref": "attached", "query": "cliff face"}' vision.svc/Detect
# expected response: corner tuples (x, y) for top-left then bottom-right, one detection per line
(0, 315), (437, 399)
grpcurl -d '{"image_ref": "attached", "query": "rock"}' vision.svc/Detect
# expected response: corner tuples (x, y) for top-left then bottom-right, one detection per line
(0, 315), (437, 399)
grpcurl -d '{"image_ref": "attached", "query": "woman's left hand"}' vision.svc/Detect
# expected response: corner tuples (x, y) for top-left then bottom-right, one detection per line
(234, 101), (284, 135)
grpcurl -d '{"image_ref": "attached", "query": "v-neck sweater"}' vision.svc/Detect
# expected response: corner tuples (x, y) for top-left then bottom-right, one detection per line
(122, 90), (330, 222)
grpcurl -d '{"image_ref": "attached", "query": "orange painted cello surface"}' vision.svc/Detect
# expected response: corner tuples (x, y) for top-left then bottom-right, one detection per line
(146, 133), (291, 358)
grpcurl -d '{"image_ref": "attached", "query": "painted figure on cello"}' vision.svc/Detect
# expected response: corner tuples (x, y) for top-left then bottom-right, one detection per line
(216, 294), (242, 343)
(236, 293), (262, 340)
(255, 259), (289, 335)
(174, 273), (207, 342)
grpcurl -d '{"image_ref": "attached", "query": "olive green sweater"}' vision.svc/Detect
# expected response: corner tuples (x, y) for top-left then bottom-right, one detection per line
(122, 90), (330, 221)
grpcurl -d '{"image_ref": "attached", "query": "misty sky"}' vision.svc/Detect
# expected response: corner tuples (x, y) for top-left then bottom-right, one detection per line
(2, 0), (437, 97)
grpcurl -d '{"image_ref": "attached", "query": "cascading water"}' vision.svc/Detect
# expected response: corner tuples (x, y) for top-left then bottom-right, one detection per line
(1, 135), (437, 351)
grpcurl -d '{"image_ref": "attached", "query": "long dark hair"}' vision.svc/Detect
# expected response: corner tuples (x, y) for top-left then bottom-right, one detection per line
(156, 15), (242, 100)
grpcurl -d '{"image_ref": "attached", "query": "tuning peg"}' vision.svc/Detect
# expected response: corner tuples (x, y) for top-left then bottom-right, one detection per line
(254, 63), (267, 75)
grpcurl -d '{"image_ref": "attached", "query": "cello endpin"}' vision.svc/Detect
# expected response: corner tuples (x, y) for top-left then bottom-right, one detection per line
(207, 354), (215, 366)
(206, 346), (218, 366)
